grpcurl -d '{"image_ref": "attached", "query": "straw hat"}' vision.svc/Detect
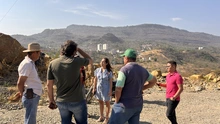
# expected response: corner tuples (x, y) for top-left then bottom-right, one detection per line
(23, 43), (41, 52)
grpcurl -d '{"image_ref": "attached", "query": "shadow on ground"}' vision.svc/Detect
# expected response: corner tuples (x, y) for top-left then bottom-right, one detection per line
(143, 100), (166, 106)
(88, 114), (99, 120)
(139, 121), (152, 124)
(124, 121), (152, 124)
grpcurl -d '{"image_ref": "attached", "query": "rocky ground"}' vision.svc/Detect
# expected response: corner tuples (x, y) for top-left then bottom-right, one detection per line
(0, 88), (220, 124)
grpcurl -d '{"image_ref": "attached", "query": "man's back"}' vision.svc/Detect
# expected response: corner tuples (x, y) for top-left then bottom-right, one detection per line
(47, 56), (89, 102)
(109, 48), (156, 124)
(119, 63), (150, 108)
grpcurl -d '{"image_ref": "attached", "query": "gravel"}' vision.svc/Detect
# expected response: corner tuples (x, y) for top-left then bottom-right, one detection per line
(0, 90), (220, 124)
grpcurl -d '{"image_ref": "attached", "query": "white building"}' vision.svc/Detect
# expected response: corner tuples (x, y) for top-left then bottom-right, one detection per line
(103, 44), (108, 50)
(198, 47), (204, 50)
(97, 44), (108, 51)
(97, 44), (102, 51)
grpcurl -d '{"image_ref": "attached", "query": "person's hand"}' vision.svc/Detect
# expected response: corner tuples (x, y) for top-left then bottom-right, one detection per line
(18, 92), (22, 99)
(48, 101), (57, 110)
(156, 82), (160, 86)
(170, 97), (176, 101)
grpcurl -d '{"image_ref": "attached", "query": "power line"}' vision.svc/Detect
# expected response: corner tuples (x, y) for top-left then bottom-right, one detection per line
(0, 0), (18, 37)
(0, 0), (19, 24)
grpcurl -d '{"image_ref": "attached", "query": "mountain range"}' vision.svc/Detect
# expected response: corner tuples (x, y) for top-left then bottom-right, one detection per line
(12, 24), (220, 51)
(6, 24), (220, 75)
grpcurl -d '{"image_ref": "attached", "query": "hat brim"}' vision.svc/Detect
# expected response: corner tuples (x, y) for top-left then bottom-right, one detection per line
(23, 49), (40, 52)
(120, 54), (125, 57)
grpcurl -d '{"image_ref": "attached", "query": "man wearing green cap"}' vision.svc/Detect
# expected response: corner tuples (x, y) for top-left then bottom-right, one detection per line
(109, 49), (157, 124)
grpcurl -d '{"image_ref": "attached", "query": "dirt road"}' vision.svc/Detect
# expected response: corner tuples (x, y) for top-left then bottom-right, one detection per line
(0, 90), (219, 124)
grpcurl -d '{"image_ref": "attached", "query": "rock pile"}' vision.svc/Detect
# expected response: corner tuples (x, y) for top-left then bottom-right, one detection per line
(0, 33), (25, 77)
(151, 69), (220, 91)
(0, 33), (50, 83)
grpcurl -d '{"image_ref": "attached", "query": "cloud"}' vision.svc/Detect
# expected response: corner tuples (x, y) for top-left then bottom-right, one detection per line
(63, 5), (124, 20)
(76, 5), (91, 10)
(171, 17), (182, 21)
(63, 9), (94, 17)
(91, 11), (121, 19)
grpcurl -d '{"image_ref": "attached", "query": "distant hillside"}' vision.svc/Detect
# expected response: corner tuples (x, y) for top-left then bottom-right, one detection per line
(99, 33), (124, 43)
(10, 24), (220, 72)
(12, 24), (220, 50)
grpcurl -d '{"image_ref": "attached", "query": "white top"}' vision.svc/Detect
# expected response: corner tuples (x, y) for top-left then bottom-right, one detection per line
(18, 56), (42, 96)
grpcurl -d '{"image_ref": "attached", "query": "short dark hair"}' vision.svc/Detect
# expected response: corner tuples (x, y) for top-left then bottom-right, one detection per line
(167, 60), (177, 67)
(127, 57), (136, 62)
(61, 40), (78, 57)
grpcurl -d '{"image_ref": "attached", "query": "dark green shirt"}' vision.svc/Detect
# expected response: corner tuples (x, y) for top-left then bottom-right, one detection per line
(47, 56), (89, 102)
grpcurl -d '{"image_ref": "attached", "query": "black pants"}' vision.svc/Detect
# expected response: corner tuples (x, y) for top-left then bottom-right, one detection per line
(166, 98), (179, 124)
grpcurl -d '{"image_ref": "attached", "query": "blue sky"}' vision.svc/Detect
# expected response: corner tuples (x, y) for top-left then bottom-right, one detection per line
(1, 0), (220, 36)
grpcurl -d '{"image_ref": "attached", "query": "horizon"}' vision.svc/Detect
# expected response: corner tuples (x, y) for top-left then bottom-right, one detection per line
(9, 23), (220, 37)
(1, 0), (220, 36)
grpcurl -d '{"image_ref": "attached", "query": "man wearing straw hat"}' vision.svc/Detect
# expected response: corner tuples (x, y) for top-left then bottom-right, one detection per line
(17, 43), (42, 124)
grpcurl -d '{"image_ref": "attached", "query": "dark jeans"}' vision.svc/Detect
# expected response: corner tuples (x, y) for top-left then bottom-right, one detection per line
(166, 98), (179, 124)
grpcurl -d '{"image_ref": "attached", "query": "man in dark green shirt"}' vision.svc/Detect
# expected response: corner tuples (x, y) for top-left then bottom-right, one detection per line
(47, 40), (93, 124)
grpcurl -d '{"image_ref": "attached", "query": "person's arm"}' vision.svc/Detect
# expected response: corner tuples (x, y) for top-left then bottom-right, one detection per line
(171, 83), (183, 100)
(143, 76), (157, 90)
(115, 87), (122, 103)
(93, 76), (97, 94)
(156, 82), (167, 87)
(171, 75), (183, 100)
(77, 47), (93, 65)
(47, 80), (55, 104)
(17, 76), (27, 96)
(108, 78), (113, 96)
(77, 47), (94, 75)
(114, 71), (126, 103)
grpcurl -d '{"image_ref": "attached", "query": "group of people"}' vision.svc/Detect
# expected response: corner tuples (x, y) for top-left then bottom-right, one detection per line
(17, 41), (183, 124)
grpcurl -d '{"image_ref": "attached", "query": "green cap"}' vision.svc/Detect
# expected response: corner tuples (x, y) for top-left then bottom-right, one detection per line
(120, 49), (137, 58)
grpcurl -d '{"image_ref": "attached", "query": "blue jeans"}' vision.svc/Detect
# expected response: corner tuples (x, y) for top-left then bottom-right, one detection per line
(57, 100), (87, 124)
(109, 103), (143, 124)
(22, 93), (40, 124)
